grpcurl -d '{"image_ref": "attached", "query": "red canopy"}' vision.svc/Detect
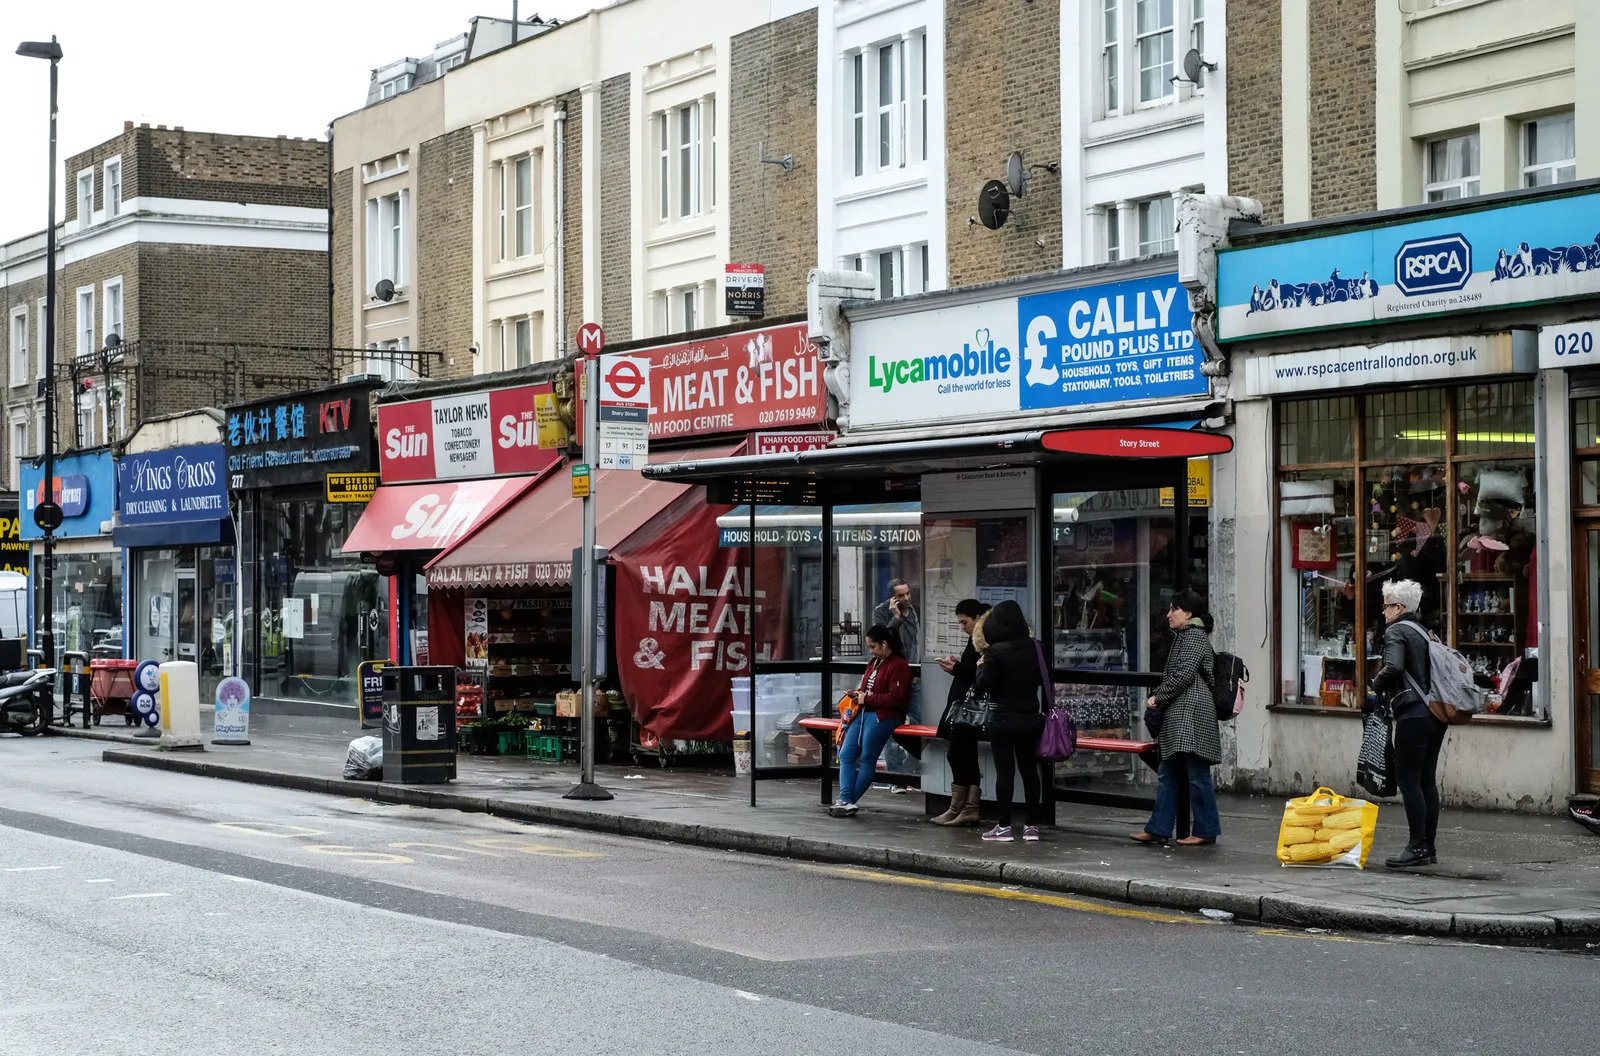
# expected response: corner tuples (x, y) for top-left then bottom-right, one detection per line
(424, 443), (742, 588)
(341, 475), (542, 554)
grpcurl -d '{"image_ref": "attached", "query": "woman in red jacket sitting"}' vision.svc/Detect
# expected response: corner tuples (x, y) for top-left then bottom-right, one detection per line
(829, 624), (912, 817)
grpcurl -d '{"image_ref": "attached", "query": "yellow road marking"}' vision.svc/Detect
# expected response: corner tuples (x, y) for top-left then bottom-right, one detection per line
(466, 836), (604, 859)
(302, 845), (413, 864)
(214, 822), (329, 839)
(388, 842), (507, 860)
(798, 864), (1198, 924)
(1251, 927), (1384, 946)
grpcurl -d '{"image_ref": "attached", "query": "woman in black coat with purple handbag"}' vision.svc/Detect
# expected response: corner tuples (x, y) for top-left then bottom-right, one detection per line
(972, 600), (1046, 843)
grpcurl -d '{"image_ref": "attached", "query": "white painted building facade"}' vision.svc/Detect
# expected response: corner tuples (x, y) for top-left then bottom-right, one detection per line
(1062, 0), (1227, 268)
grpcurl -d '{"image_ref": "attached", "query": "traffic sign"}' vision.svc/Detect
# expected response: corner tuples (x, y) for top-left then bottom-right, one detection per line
(571, 463), (592, 497)
(33, 501), (62, 532)
(577, 322), (606, 356)
(597, 353), (651, 471)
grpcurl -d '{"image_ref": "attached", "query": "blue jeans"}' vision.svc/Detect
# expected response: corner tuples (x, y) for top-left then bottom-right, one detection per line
(837, 712), (898, 805)
(1146, 752), (1221, 840)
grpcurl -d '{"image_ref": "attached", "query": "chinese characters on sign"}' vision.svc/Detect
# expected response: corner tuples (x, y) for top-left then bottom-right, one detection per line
(224, 385), (375, 489)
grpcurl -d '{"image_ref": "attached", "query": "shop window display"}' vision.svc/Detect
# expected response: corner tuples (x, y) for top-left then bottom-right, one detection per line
(1274, 383), (1541, 720)
(37, 552), (122, 668)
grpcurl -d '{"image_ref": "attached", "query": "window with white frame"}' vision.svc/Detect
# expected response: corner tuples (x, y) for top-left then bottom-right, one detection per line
(9, 309), (26, 388)
(1136, 0), (1175, 104)
(514, 318), (533, 368)
(497, 162), (509, 260)
(657, 113), (671, 221)
(76, 287), (95, 359)
(77, 393), (96, 448)
(1138, 197), (1175, 256)
(1106, 208), (1123, 262)
(1103, 0), (1203, 115)
(77, 170), (93, 227)
(365, 339), (416, 382)
(850, 53), (866, 177)
(365, 190), (408, 293)
(1522, 113), (1575, 188)
(35, 299), (46, 378)
(654, 102), (711, 223)
(102, 381), (126, 444)
(9, 419), (26, 489)
(846, 244), (928, 298)
(1424, 133), (1480, 201)
(651, 287), (701, 337)
(1103, 0), (1121, 113)
(104, 158), (122, 218)
(677, 103), (702, 218)
(920, 244), (930, 293)
(917, 36), (928, 162)
(103, 278), (123, 345)
(844, 33), (926, 177)
(514, 154), (537, 257)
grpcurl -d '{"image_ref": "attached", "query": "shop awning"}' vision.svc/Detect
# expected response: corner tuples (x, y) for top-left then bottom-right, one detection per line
(341, 475), (543, 555)
(642, 425), (1233, 489)
(425, 442), (742, 588)
(112, 518), (235, 549)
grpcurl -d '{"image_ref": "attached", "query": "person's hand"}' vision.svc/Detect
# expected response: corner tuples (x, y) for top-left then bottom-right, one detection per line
(938, 656), (956, 674)
(1146, 695), (1156, 708)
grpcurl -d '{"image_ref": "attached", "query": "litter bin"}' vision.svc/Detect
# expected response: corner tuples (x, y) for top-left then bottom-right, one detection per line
(381, 665), (458, 784)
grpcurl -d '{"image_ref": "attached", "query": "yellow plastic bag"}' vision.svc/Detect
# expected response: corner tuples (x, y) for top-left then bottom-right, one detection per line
(1275, 787), (1380, 869)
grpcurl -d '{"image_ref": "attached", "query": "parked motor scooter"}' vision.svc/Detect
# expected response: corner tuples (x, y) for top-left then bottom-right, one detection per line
(0, 668), (55, 736)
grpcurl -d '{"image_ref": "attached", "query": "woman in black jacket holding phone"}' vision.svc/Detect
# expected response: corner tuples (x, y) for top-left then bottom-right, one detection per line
(972, 600), (1046, 843)
(931, 599), (990, 826)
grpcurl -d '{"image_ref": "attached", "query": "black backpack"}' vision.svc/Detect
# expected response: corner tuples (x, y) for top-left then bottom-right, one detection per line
(1200, 650), (1249, 722)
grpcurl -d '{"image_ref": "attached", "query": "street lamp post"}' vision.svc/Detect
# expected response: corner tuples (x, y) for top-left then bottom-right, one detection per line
(17, 37), (63, 711)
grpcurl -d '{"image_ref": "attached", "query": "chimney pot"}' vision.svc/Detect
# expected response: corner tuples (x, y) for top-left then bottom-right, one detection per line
(123, 121), (133, 133)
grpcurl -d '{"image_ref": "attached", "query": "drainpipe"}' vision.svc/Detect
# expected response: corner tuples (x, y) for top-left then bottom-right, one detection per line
(325, 123), (334, 357)
(554, 104), (567, 356)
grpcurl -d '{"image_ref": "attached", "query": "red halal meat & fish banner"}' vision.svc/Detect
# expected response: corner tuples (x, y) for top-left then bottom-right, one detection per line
(613, 495), (792, 741)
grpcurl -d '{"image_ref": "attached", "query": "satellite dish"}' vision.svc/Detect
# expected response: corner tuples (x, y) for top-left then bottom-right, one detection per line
(1006, 151), (1028, 197)
(1181, 48), (1216, 84)
(977, 180), (1011, 230)
(102, 332), (121, 351)
(375, 278), (396, 302)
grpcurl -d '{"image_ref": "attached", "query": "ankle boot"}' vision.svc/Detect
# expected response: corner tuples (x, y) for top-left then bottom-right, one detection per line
(952, 787), (982, 826)
(931, 785), (969, 825)
(1384, 841), (1432, 869)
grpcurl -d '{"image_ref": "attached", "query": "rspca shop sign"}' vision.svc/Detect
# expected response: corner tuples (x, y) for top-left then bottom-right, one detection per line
(848, 271), (1205, 429)
(1217, 187), (1600, 342)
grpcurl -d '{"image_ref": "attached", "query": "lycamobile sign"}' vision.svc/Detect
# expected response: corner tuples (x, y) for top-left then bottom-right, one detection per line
(846, 271), (1204, 429)
(868, 330), (1012, 394)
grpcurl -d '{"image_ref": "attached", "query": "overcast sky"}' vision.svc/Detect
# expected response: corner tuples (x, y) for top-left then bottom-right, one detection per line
(0, 0), (593, 244)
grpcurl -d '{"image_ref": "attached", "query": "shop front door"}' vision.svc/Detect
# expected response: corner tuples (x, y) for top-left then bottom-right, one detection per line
(176, 571), (199, 665)
(1574, 525), (1600, 794)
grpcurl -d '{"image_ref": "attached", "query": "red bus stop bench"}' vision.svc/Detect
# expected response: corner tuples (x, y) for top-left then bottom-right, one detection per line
(793, 716), (1183, 834)
(795, 716), (1157, 764)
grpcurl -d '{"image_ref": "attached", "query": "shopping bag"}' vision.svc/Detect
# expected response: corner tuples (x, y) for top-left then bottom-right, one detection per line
(1355, 709), (1396, 799)
(1276, 786), (1380, 869)
(834, 694), (858, 748)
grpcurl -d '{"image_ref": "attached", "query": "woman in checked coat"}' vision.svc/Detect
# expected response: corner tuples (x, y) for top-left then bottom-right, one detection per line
(1130, 589), (1222, 846)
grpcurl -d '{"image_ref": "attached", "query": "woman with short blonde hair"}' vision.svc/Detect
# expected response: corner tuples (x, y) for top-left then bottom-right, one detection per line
(1371, 578), (1446, 869)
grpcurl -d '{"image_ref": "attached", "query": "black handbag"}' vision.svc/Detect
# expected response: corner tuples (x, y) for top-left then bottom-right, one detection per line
(1143, 702), (1162, 738)
(946, 690), (997, 736)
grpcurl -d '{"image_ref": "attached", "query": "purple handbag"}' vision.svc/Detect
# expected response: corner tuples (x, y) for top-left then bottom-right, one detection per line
(1034, 638), (1077, 762)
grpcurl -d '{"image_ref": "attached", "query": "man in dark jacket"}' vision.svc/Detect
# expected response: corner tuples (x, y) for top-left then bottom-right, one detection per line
(1370, 578), (1445, 869)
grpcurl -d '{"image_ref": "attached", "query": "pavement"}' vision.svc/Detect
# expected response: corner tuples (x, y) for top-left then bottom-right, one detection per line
(51, 714), (1600, 945)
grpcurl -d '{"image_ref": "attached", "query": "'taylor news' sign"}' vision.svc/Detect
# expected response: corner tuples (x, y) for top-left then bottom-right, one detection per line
(378, 383), (561, 483)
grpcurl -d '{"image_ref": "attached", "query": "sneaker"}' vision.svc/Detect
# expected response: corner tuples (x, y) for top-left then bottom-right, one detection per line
(891, 785), (914, 795)
(828, 801), (859, 818)
(1022, 826), (1040, 842)
(980, 824), (1014, 842)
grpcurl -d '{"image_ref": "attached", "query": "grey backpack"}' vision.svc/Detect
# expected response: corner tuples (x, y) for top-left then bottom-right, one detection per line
(1395, 621), (1484, 725)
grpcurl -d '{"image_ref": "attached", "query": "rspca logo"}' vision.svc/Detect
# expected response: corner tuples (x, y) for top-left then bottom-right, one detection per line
(1394, 234), (1472, 296)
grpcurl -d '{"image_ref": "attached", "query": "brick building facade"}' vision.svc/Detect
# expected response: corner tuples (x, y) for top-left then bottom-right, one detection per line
(1, 124), (330, 485)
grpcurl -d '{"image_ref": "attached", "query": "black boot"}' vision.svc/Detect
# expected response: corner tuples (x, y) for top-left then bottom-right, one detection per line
(1384, 841), (1434, 869)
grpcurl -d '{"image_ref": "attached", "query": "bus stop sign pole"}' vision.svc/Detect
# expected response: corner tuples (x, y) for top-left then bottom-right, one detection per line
(566, 351), (612, 801)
